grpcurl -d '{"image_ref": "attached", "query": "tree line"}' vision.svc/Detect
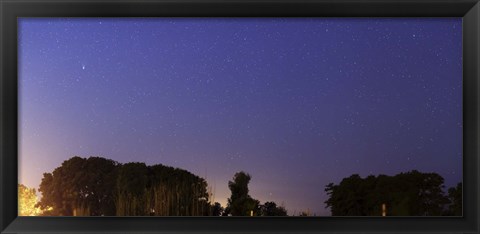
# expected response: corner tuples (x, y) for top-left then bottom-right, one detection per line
(18, 156), (461, 216)
(26, 156), (287, 216)
(325, 170), (462, 216)
(35, 156), (213, 216)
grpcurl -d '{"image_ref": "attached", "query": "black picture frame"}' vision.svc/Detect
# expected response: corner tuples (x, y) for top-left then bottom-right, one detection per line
(1, 0), (479, 233)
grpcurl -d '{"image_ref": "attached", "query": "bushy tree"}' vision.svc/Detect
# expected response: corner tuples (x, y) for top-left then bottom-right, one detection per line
(18, 184), (45, 216)
(211, 202), (224, 216)
(38, 156), (211, 216)
(259, 201), (287, 216)
(325, 170), (452, 216)
(115, 162), (149, 216)
(226, 171), (260, 216)
(447, 183), (462, 216)
(37, 156), (118, 216)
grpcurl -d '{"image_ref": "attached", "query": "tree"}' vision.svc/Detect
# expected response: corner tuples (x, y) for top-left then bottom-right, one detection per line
(447, 183), (462, 216)
(325, 171), (452, 216)
(325, 174), (372, 216)
(146, 164), (210, 216)
(260, 201), (287, 216)
(115, 162), (149, 216)
(37, 156), (118, 216)
(393, 171), (449, 216)
(211, 202), (224, 216)
(38, 156), (211, 216)
(37, 156), (88, 216)
(226, 171), (260, 216)
(18, 184), (47, 216)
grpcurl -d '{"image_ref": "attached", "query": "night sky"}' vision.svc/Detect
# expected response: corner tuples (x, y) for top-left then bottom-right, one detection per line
(18, 18), (462, 216)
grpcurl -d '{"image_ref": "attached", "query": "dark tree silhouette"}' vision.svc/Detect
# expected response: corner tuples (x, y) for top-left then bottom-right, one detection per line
(115, 162), (149, 215)
(37, 156), (118, 216)
(259, 201), (288, 216)
(226, 171), (260, 216)
(211, 202), (224, 216)
(38, 156), (210, 216)
(447, 182), (462, 216)
(325, 170), (452, 216)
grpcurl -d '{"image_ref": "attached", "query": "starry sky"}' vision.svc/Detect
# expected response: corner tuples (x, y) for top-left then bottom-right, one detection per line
(18, 18), (462, 216)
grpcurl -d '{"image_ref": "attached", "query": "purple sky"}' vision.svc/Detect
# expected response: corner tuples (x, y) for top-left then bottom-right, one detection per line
(18, 18), (462, 216)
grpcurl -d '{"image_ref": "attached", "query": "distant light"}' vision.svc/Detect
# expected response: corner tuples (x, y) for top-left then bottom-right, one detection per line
(382, 203), (386, 216)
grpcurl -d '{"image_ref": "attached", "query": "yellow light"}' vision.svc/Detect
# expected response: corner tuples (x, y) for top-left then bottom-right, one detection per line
(18, 184), (51, 216)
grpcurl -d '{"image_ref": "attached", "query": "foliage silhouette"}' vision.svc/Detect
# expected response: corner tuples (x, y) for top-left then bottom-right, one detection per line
(226, 171), (261, 216)
(35, 157), (460, 216)
(325, 170), (459, 216)
(38, 156), (211, 216)
(447, 182), (462, 216)
(259, 201), (288, 216)
(37, 157), (118, 216)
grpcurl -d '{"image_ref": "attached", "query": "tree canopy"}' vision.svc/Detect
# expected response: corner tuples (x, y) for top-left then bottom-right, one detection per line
(447, 182), (462, 216)
(259, 201), (288, 216)
(226, 171), (260, 216)
(224, 171), (287, 216)
(37, 156), (211, 216)
(325, 170), (460, 216)
(18, 184), (49, 216)
(37, 156), (118, 216)
(33, 156), (460, 217)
